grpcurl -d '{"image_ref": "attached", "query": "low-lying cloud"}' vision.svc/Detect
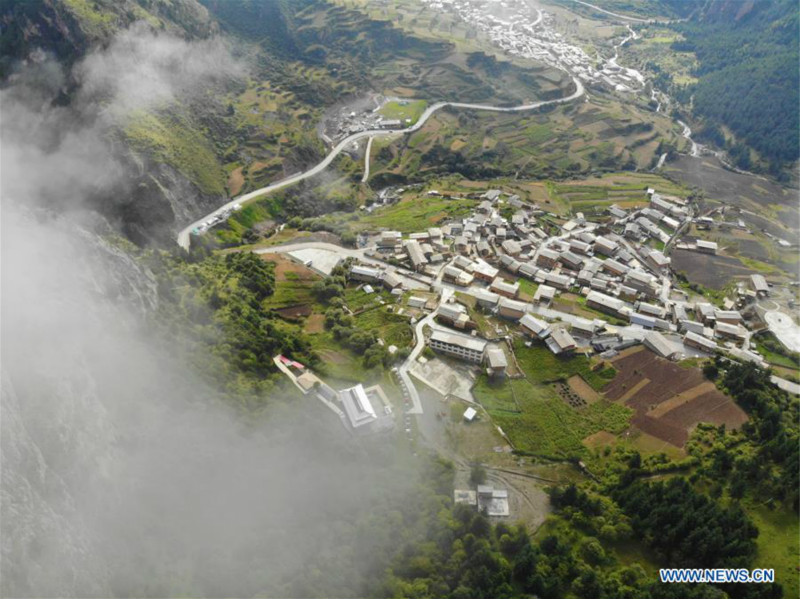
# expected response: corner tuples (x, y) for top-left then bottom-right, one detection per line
(76, 22), (244, 118)
(1, 20), (243, 215)
(1, 21), (413, 599)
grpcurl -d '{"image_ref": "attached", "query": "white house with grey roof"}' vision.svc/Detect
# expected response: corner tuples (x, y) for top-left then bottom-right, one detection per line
(428, 330), (487, 363)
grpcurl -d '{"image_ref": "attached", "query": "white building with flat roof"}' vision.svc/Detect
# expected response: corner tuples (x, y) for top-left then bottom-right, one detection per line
(696, 240), (718, 254)
(534, 284), (556, 305)
(485, 347), (508, 377)
(428, 330), (487, 363)
(477, 485), (510, 517)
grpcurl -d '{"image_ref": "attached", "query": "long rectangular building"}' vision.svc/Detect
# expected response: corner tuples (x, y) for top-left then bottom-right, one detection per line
(644, 332), (680, 360)
(587, 291), (624, 316)
(428, 330), (487, 363)
(683, 331), (717, 353)
(751, 274), (769, 295)
(405, 240), (428, 271)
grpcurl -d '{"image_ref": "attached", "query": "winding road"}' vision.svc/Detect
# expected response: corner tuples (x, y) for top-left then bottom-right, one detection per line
(177, 77), (585, 249)
(569, 0), (652, 23)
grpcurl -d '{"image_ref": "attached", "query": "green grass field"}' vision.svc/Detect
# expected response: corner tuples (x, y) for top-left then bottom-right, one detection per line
(473, 375), (632, 458)
(753, 335), (800, 371)
(353, 195), (478, 232)
(125, 110), (227, 196)
(513, 340), (616, 390)
(472, 341), (627, 457)
(379, 99), (427, 125)
(353, 306), (414, 348)
(746, 505), (800, 599)
(343, 286), (393, 311)
(310, 333), (375, 385)
(263, 279), (317, 309)
(517, 278), (539, 298)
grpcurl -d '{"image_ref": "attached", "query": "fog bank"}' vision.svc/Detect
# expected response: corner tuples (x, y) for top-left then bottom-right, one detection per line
(1, 23), (415, 599)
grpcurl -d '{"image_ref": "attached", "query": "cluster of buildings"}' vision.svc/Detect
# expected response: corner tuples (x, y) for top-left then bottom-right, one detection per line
(344, 183), (773, 372)
(322, 95), (417, 143)
(421, 0), (647, 94)
(454, 484), (510, 517)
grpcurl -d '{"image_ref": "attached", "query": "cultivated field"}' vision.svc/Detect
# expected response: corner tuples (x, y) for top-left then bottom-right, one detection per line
(604, 347), (748, 447)
(350, 194), (479, 233)
(671, 249), (757, 290)
(472, 342), (629, 457)
(260, 254), (320, 312)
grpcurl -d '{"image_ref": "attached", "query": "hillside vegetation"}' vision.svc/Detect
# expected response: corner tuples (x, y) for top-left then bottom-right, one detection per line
(665, 0), (798, 174)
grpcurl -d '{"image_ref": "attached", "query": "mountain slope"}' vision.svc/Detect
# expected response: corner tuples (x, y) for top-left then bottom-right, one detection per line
(667, 0), (799, 172)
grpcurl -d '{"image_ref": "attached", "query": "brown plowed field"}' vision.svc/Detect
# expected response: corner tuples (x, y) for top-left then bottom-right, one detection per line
(632, 413), (689, 447)
(604, 348), (748, 447)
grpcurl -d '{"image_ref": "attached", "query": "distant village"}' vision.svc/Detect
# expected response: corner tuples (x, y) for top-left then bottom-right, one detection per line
(421, 0), (647, 94)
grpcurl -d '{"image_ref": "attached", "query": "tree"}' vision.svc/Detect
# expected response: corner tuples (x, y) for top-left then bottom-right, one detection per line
(703, 362), (719, 380)
(470, 464), (487, 486)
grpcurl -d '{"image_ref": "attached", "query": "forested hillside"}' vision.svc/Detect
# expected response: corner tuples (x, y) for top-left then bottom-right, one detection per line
(667, 0), (799, 173)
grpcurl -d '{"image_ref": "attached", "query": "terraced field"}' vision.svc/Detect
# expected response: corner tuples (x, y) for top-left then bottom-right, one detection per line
(604, 347), (748, 447)
(368, 91), (684, 188)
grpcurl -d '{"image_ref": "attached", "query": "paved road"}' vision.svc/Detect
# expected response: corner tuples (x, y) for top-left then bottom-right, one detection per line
(177, 78), (585, 249)
(772, 375), (800, 396)
(361, 136), (374, 184)
(398, 286), (456, 415)
(569, 0), (652, 22)
(400, 311), (437, 415)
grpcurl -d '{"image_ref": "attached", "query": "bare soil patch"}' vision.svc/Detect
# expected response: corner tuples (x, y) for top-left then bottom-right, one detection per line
(227, 166), (244, 196)
(617, 378), (651, 403)
(671, 249), (754, 289)
(264, 254), (320, 282)
(319, 349), (348, 365)
(275, 304), (313, 320)
(647, 381), (717, 418)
